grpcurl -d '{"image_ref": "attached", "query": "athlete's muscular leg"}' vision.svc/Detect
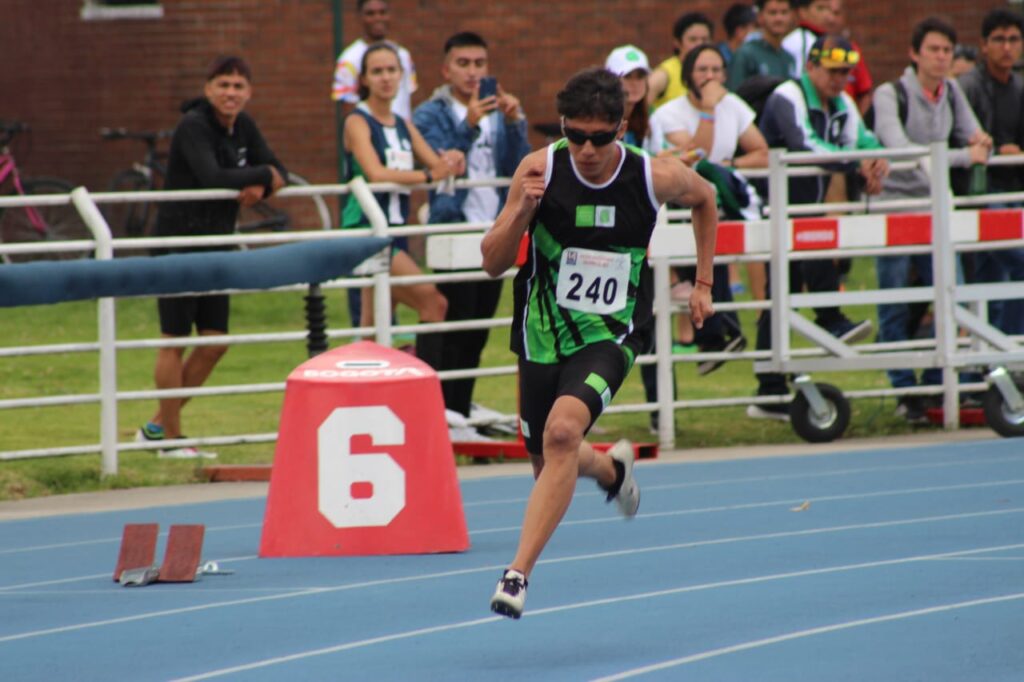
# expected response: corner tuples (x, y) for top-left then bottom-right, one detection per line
(511, 396), (616, 578)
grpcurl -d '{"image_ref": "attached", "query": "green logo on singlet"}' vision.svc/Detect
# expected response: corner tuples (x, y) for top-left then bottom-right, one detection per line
(576, 204), (615, 228)
(576, 205), (595, 227)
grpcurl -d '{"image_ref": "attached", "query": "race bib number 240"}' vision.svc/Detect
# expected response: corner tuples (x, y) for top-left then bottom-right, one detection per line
(556, 247), (630, 315)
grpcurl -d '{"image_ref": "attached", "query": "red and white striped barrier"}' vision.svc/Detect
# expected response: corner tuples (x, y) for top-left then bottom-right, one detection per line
(651, 209), (1024, 257)
(425, 209), (1024, 270)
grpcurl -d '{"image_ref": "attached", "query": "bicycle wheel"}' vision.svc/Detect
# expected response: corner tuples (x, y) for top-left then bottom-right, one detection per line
(0, 178), (91, 264)
(105, 169), (153, 240)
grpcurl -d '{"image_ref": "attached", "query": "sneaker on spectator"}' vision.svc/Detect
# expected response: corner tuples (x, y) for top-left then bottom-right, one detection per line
(746, 402), (791, 422)
(697, 335), (747, 376)
(895, 396), (929, 425)
(825, 318), (873, 344)
(135, 423), (164, 443)
(605, 439), (640, 517)
(157, 445), (218, 459)
(490, 569), (528, 619)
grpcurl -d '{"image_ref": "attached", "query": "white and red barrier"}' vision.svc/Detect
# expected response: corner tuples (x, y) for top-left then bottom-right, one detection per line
(650, 208), (1024, 258)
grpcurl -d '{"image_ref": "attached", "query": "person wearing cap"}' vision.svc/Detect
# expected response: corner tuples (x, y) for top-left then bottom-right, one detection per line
(749, 34), (888, 421)
(605, 45), (653, 150)
(728, 0), (797, 93)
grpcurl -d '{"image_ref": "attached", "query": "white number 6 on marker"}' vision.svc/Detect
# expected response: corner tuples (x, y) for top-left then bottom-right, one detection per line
(317, 406), (406, 528)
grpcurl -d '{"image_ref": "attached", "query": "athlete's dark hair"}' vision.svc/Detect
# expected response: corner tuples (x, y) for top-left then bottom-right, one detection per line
(556, 68), (624, 123)
(682, 44), (725, 100)
(444, 31), (488, 54)
(911, 17), (957, 54)
(723, 3), (757, 38)
(206, 55), (251, 83)
(357, 0), (387, 10)
(672, 12), (714, 43)
(756, 0), (795, 9)
(357, 42), (401, 101)
(982, 8), (1024, 39)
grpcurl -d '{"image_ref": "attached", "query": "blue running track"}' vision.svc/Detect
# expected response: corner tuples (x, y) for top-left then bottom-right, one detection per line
(1, 438), (1022, 681)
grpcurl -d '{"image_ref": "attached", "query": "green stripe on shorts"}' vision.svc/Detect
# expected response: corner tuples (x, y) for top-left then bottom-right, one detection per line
(585, 372), (613, 409)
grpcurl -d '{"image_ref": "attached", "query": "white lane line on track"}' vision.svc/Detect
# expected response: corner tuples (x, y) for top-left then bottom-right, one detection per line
(0, 523), (261, 556)
(1, 509), (1022, 643)
(468, 478), (1024, 535)
(0, 482), (1021, 591)
(459, 453), (1024, 508)
(3, 454), (1021, 557)
(169, 542), (1024, 681)
(590, 591), (1024, 681)
(0, 555), (256, 592)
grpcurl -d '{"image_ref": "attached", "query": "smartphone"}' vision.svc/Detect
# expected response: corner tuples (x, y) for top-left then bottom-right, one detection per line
(478, 76), (498, 99)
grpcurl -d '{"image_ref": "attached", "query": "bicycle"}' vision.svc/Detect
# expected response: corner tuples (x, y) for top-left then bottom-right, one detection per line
(100, 127), (333, 245)
(0, 122), (92, 264)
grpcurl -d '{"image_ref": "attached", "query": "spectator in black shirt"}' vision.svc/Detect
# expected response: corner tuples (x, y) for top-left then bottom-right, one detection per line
(138, 55), (287, 459)
(959, 9), (1024, 336)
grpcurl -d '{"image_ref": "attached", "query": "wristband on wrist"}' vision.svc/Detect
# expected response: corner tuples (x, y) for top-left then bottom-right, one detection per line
(698, 111), (715, 122)
(423, 169), (434, 183)
(695, 278), (713, 288)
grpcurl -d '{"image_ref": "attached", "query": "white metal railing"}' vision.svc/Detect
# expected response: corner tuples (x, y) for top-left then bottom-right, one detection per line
(3, 149), (1024, 472)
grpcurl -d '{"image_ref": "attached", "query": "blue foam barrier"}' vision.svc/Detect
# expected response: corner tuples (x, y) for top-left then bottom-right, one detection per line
(0, 237), (390, 307)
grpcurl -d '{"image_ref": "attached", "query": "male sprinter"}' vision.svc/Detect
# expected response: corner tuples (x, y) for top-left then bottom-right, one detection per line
(481, 67), (718, 618)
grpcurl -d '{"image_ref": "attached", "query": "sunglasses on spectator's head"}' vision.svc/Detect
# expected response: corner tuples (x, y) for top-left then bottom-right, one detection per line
(561, 118), (620, 147)
(809, 46), (861, 67)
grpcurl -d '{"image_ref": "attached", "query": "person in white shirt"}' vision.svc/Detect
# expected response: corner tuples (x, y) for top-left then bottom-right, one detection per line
(650, 44), (768, 167)
(331, 0), (417, 120)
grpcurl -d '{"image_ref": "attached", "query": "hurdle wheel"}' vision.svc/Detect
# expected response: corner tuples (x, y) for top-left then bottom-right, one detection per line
(983, 384), (1024, 438)
(790, 382), (850, 443)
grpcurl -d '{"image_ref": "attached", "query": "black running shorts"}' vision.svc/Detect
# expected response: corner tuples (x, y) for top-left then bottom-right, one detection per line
(157, 294), (229, 336)
(517, 341), (630, 455)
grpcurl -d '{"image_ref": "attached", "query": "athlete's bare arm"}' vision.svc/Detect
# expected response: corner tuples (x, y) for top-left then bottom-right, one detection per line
(651, 156), (717, 328)
(481, 149), (548, 277)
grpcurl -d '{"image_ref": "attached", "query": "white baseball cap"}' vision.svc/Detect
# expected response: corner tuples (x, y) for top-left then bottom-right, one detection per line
(605, 45), (651, 77)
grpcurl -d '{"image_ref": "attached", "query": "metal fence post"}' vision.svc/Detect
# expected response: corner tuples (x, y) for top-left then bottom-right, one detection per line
(652, 204), (675, 448)
(70, 187), (118, 476)
(929, 142), (959, 429)
(768, 149), (791, 372)
(347, 176), (393, 346)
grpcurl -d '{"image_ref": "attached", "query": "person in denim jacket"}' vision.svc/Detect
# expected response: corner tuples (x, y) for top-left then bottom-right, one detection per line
(412, 32), (531, 425)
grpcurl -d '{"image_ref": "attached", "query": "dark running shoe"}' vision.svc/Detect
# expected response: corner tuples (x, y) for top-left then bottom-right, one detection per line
(746, 402), (791, 422)
(895, 396), (929, 425)
(826, 318), (873, 344)
(697, 335), (748, 376)
(490, 569), (528, 619)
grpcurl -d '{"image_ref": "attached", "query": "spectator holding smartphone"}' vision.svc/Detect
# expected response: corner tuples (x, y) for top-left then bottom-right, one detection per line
(413, 32), (530, 433)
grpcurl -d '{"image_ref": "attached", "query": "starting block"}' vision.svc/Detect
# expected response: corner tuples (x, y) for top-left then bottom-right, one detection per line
(113, 523), (208, 586)
(112, 523), (158, 582)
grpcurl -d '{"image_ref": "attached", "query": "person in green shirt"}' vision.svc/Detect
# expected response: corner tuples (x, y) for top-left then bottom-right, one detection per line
(727, 0), (797, 92)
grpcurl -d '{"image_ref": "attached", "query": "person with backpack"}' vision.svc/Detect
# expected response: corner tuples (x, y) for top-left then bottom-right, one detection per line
(872, 17), (991, 424)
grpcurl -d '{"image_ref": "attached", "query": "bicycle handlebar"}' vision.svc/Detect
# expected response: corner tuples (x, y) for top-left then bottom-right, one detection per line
(0, 121), (29, 146)
(99, 127), (173, 143)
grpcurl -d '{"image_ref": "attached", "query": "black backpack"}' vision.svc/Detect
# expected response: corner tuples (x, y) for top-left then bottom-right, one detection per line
(864, 79), (958, 140)
(734, 75), (787, 125)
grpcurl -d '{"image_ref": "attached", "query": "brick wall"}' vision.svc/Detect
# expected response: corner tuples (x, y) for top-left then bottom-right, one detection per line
(0, 0), (1011, 198)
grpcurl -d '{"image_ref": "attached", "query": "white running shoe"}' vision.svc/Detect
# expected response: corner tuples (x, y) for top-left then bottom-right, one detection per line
(490, 569), (528, 619)
(606, 439), (640, 517)
(157, 445), (218, 460)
